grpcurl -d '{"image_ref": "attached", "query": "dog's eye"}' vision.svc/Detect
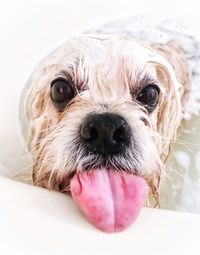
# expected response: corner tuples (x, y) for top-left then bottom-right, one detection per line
(50, 77), (75, 105)
(137, 85), (160, 113)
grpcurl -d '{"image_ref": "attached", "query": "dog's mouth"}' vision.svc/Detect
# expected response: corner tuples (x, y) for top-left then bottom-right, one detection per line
(70, 167), (149, 233)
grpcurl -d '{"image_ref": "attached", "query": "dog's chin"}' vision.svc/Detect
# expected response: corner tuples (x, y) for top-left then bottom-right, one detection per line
(70, 166), (149, 233)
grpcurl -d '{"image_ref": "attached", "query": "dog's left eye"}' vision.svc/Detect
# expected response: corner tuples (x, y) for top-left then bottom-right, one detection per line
(50, 77), (75, 105)
(137, 85), (160, 112)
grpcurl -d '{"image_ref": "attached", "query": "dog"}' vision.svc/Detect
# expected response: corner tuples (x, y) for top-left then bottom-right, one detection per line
(20, 15), (200, 232)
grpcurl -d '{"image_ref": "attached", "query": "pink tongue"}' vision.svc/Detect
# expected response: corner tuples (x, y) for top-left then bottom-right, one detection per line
(70, 169), (149, 232)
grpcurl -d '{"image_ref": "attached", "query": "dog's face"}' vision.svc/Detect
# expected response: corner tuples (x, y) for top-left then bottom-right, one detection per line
(26, 34), (182, 202)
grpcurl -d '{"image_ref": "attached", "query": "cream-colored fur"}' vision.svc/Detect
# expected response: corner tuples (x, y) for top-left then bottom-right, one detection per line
(25, 34), (190, 206)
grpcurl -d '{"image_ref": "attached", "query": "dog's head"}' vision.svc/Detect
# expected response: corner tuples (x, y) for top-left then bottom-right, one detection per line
(26, 34), (182, 203)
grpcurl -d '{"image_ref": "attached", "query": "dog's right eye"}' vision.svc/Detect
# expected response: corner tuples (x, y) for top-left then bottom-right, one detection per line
(50, 77), (75, 105)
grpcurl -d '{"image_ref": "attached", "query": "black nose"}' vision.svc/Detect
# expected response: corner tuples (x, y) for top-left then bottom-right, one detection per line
(80, 113), (131, 155)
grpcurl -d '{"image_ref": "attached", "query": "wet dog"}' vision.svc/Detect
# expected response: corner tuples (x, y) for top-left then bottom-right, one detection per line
(22, 16), (200, 231)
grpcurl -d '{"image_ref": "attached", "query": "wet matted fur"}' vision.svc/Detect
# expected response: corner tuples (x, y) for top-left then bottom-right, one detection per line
(20, 16), (200, 206)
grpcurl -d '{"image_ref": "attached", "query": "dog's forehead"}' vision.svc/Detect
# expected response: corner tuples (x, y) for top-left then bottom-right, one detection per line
(54, 35), (158, 94)
(66, 35), (155, 66)
(37, 34), (166, 101)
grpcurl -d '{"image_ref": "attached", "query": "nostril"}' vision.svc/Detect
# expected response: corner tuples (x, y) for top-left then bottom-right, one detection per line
(80, 123), (98, 141)
(113, 127), (125, 143)
(113, 126), (130, 143)
(89, 127), (98, 141)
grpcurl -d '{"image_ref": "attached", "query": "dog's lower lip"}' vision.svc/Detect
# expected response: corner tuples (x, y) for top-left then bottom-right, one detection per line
(70, 168), (149, 232)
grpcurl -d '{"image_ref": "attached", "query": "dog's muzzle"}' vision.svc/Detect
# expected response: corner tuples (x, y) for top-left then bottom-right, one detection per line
(80, 113), (131, 155)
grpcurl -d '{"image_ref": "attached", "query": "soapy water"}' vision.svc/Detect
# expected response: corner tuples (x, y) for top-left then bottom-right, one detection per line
(160, 116), (200, 213)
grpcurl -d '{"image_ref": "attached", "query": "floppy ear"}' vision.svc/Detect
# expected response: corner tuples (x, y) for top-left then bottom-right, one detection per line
(145, 41), (191, 206)
(26, 83), (65, 190)
(25, 67), (59, 152)
(149, 41), (191, 163)
(152, 40), (191, 108)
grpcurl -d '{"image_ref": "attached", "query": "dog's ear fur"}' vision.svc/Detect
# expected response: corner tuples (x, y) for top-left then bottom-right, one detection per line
(149, 40), (191, 163)
(25, 68), (63, 189)
(144, 41), (191, 204)
(25, 66), (58, 152)
(152, 40), (191, 107)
